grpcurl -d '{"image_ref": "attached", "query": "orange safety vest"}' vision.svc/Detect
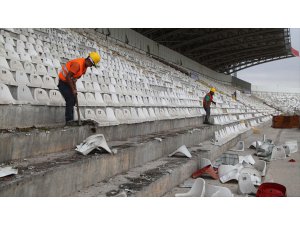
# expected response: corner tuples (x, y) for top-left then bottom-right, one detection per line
(58, 58), (87, 82)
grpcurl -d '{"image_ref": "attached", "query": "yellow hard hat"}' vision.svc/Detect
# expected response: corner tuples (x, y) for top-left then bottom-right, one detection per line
(210, 87), (216, 93)
(89, 52), (101, 66)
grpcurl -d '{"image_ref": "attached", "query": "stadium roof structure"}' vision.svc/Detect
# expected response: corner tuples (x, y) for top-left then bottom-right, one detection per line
(133, 28), (293, 75)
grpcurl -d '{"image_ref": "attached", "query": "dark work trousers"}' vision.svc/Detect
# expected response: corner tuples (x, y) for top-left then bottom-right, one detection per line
(204, 107), (211, 123)
(58, 80), (76, 122)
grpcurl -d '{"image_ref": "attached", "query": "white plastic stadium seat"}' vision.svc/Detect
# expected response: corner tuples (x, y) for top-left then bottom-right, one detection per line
(0, 83), (15, 104)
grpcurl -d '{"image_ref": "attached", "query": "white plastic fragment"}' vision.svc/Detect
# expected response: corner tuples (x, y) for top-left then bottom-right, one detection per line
(176, 178), (233, 197)
(249, 141), (262, 149)
(283, 140), (298, 154)
(238, 173), (257, 195)
(75, 134), (113, 155)
(205, 183), (234, 197)
(239, 155), (255, 165)
(199, 158), (212, 169)
(175, 178), (205, 197)
(240, 167), (262, 186)
(230, 141), (244, 151)
(168, 145), (192, 158)
(271, 146), (286, 160)
(254, 160), (267, 176)
(0, 166), (18, 178)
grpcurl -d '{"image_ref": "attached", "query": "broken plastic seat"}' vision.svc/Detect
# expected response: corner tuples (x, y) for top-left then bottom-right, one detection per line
(238, 173), (257, 195)
(75, 134), (113, 156)
(175, 178), (205, 197)
(0, 166), (18, 178)
(240, 167), (262, 186)
(199, 158), (212, 169)
(253, 160), (266, 177)
(169, 145), (192, 158)
(192, 165), (219, 180)
(283, 140), (298, 154)
(205, 182), (233, 197)
(230, 141), (245, 151)
(176, 178), (233, 197)
(271, 146), (286, 160)
(239, 155), (255, 165)
(256, 183), (287, 197)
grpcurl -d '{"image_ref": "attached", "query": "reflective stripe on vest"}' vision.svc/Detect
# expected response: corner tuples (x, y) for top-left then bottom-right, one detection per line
(58, 58), (86, 82)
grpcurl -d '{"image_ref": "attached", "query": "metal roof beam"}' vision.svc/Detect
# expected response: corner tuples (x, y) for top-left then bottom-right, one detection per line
(186, 28), (281, 54)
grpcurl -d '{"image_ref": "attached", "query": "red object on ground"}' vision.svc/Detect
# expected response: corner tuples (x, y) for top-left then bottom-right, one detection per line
(291, 47), (300, 57)
(192, 165), (219, 180)
(288, 159), (296, 162)
(256, 183), (287, 197)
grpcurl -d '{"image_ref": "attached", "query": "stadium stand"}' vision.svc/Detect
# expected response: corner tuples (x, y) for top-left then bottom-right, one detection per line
(0, 28), (277, 196)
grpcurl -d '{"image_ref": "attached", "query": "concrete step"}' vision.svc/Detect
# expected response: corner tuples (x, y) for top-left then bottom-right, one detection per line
(72, 123), (259, 197)
(0, 122), (220, 196)
(0, 114), (270, 164)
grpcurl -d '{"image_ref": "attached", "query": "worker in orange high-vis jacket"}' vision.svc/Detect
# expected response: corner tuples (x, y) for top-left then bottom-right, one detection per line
(57, 52), (101, 125)
(202, 87), (216, 124)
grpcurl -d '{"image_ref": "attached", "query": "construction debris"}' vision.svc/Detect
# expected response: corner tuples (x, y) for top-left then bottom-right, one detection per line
(75, 134), (114, 155)
(176, 178), (233, 197)
(0, 166), (18, 178)
(168, 145), (192, 158)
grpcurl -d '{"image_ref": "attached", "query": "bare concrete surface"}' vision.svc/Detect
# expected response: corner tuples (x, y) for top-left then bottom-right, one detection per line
(165, 125), (300, 197)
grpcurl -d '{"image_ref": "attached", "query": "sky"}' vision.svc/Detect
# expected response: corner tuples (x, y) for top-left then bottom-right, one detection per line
(237, 28), (300, 89)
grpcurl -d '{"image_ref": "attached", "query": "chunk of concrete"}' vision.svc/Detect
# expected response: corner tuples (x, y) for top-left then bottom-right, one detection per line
(75, 134), (113, 155)
(169, 145), (192, 158)
(0, 166), (18, 178)
(175, 178), (205, 197)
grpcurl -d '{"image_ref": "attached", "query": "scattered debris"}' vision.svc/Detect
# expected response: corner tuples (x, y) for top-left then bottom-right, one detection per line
(239, 155), (255, 165)
(175, 178), (205, 197)
(154, 138), (162, 142)
(168, 145), (192, 158)
(192, 165), (219, 180)
(230, 141), (245, 151)
(238, 173), (257, 195)
(270, 146), (286, 160)
(256, 183), (287, 197)
(176, 178), (233, 197)
(75, 134), (113, 155)
(0, 166), (18, 178)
